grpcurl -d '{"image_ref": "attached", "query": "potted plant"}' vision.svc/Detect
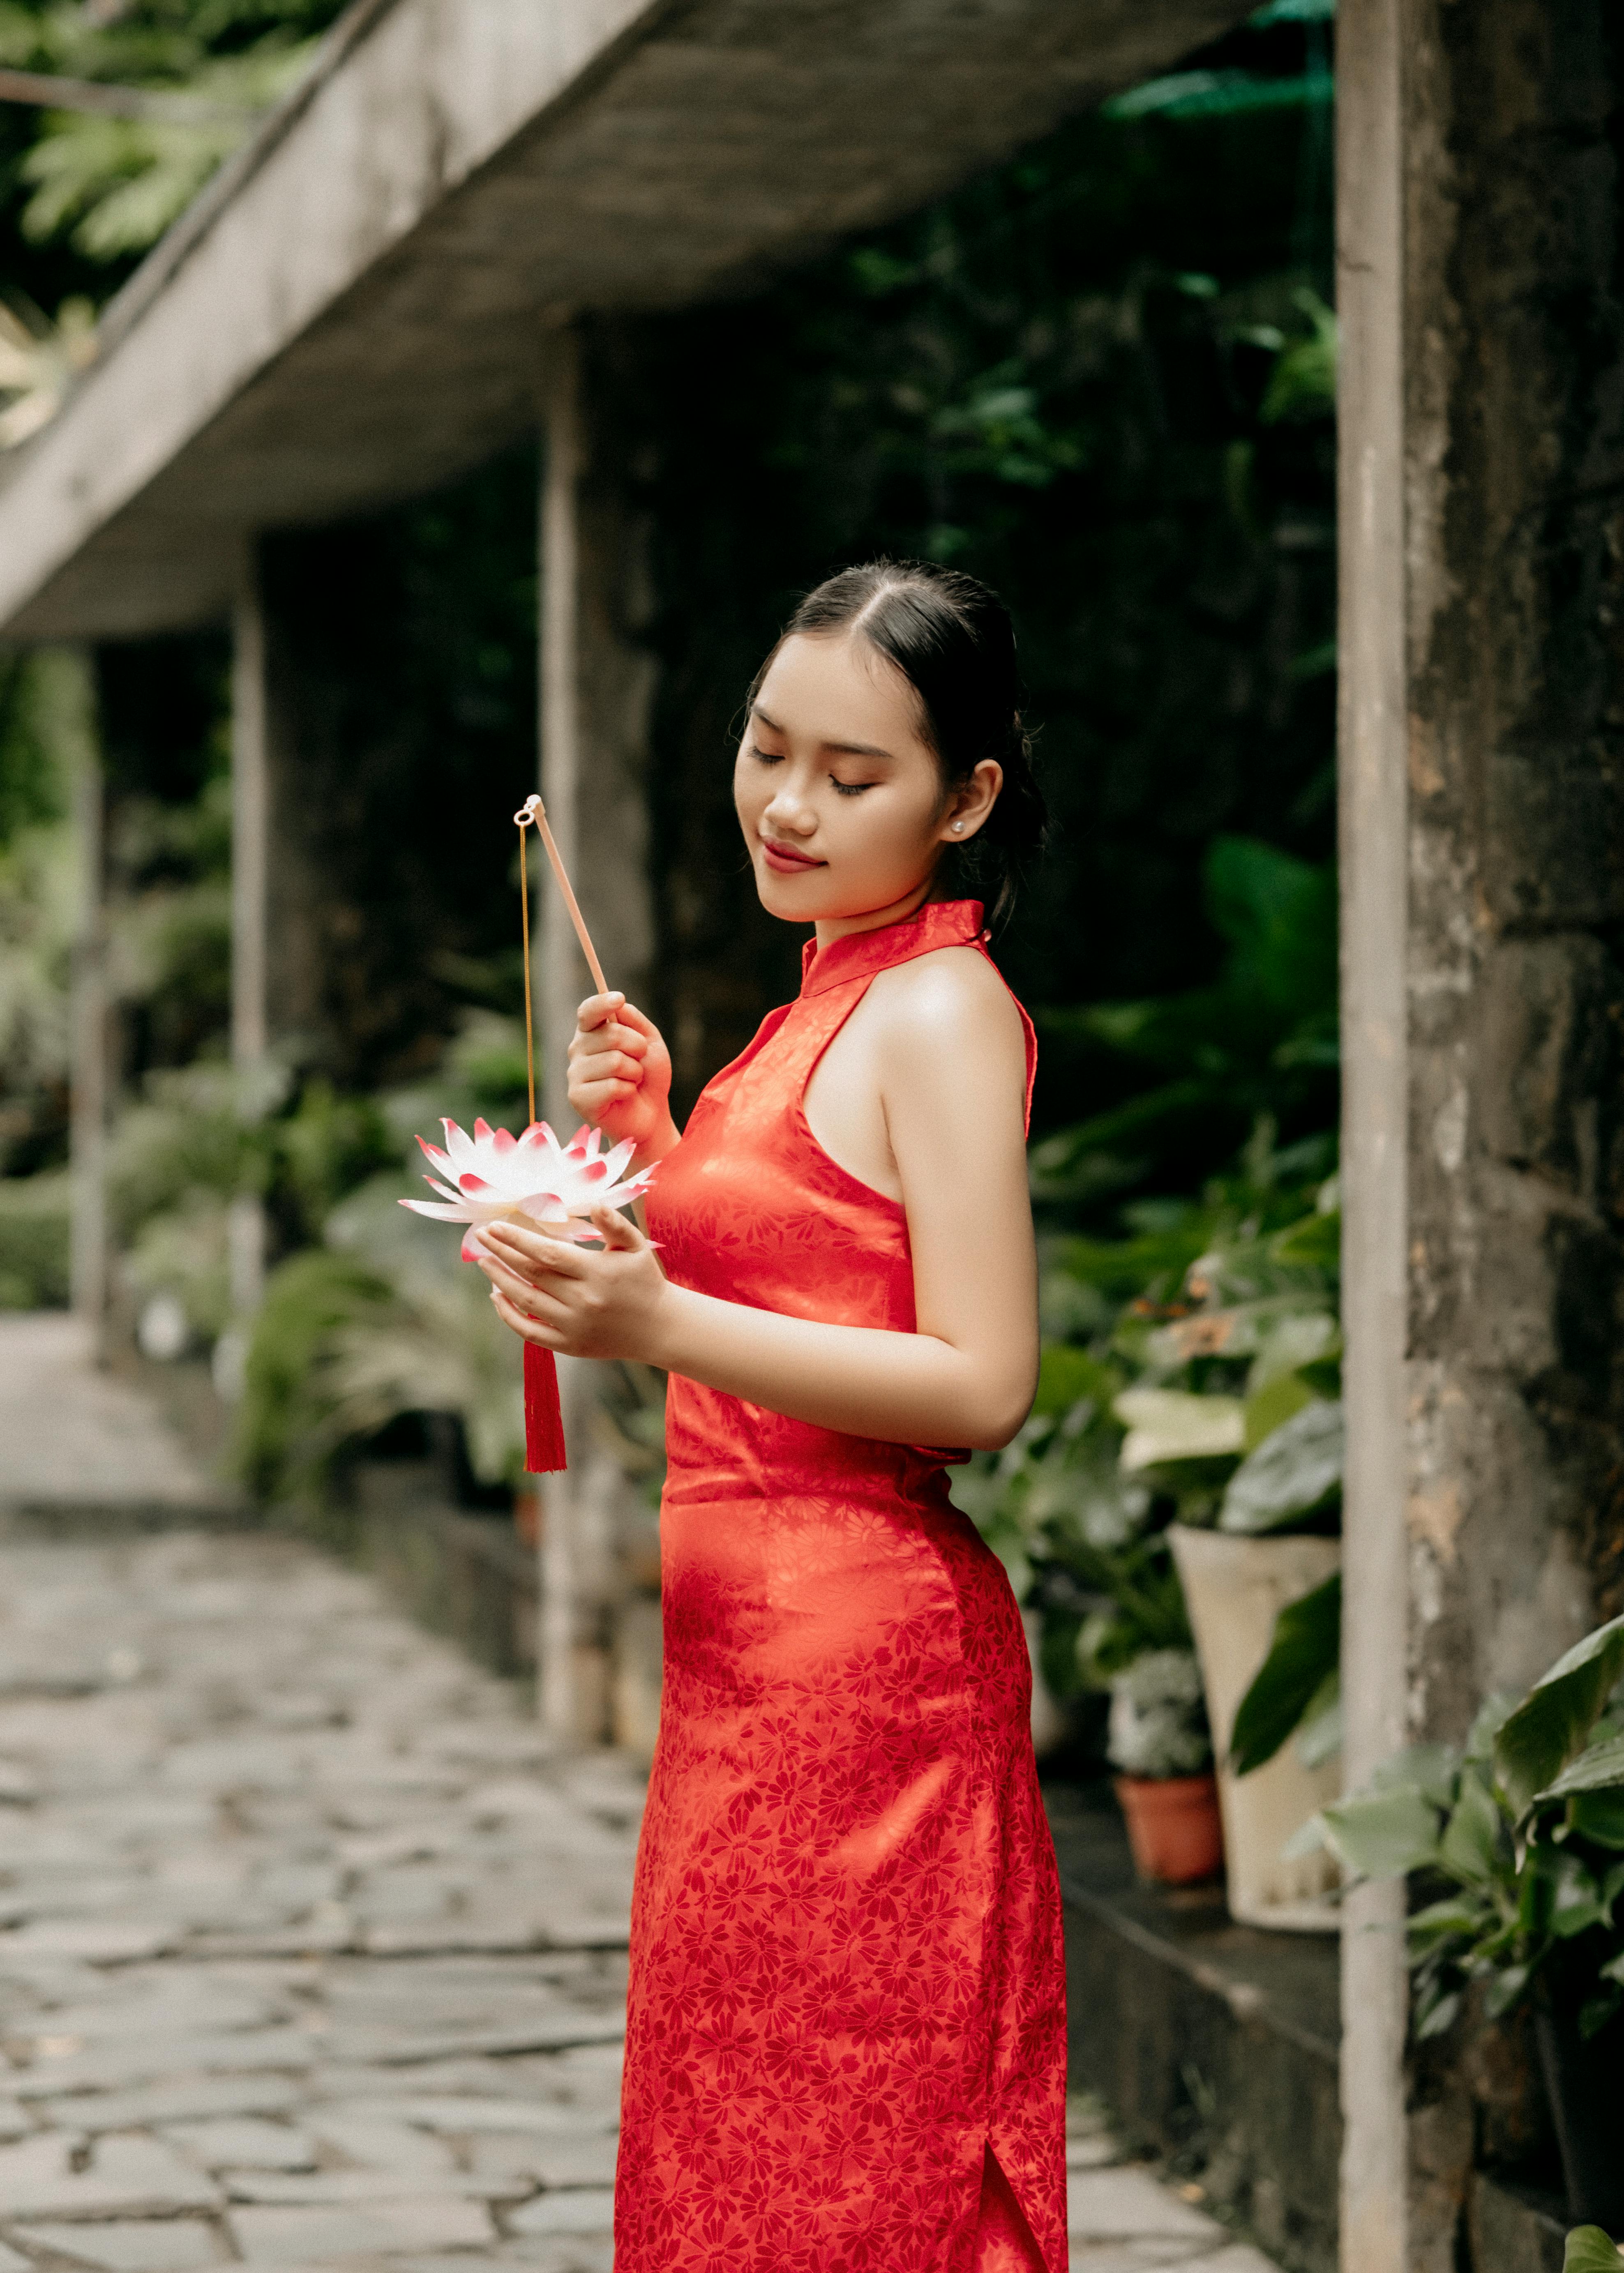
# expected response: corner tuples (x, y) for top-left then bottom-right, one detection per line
(1106, 1645), (1223, 1885)
(1106, 1181), (1346, 1926)
(1292, 1614), (1624, 2232)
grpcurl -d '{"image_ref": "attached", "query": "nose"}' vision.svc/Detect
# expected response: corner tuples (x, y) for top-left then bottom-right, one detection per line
(763, 777), (817, 836)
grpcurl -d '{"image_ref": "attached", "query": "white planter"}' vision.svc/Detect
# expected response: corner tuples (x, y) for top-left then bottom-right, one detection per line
(1170, 1524), (1342, 1932)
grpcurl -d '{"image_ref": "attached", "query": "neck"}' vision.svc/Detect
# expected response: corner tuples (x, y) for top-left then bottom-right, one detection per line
(813, 874), (952, 952)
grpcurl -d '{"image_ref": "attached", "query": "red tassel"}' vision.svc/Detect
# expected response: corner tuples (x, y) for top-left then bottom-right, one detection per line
(524, 1340), (567, 1473)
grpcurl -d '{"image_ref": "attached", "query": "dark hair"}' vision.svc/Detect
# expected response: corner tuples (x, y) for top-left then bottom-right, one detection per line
(752, 559), (1047, 924)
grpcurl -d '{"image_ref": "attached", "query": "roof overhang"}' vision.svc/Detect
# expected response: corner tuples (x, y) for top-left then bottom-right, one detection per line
(0, 0), (1255, 644)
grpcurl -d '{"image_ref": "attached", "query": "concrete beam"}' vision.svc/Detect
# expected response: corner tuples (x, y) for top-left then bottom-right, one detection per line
(0, 0), (1255, 645)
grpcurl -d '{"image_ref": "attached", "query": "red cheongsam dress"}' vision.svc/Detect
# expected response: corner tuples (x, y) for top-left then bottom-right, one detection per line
(614, 898), (1068, 2273)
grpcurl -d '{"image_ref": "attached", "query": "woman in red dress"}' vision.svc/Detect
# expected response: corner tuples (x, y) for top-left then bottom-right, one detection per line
(478, 562), (1068, 2271)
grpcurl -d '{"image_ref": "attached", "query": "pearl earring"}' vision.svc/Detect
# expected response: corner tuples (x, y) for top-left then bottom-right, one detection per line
(952, 822), (963, 833)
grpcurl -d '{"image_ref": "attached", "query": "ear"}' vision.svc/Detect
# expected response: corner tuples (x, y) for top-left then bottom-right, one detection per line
(939, 757), (1003, 845)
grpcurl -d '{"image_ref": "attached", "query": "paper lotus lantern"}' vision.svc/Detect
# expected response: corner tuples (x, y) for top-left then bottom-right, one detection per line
(402, 1117), (653, 1473)
(402, 1117), (652, 1255)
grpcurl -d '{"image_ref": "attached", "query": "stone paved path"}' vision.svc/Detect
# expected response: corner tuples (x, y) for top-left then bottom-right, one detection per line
(0, 1320), (219, 1517)
(0, 1527), (1277, 2273)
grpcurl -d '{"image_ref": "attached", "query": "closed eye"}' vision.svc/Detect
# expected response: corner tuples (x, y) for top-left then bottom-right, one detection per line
(831, 777), (877, 797)
(750, 745), (784, 766)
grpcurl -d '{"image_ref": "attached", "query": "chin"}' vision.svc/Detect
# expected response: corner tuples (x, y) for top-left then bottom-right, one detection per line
(755, 860), (832, 922)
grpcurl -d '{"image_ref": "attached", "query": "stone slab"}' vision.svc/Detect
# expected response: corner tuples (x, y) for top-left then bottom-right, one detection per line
(12, 2217), (226, 2270)
(504, 2192), (616, 2238)
(227, 2196), (494, 2261)
(0, 1319), (219, 1514)
(0, 2133), (221, 2220)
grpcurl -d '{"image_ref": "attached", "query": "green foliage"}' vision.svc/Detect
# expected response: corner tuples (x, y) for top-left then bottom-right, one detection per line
(1106, 1647), (1212, 1778)
(1220, 1397), (1342, 1533)
(1292, 1620), (1624, 2042)
(0, 1164), (68, 1307)
(234, 1245), (390, 1512)
(0, 649), (95, 1178)
(0, 0), (346, 263)
(225, 1014), (539, 1505)
(1030, 834), (1337, 1210)
(1230, 1569), (1340, 1775)
(0, 653), (68, 843)
(1565, 2228), (1624, 2270)
(1104, 69), (1333, 122)
(1496, 1618), (1624, 1822)
(961, 1122), (1340, 1770)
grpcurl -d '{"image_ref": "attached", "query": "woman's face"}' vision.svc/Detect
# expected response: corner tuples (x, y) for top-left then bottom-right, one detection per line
(734, 631), (1000, 929)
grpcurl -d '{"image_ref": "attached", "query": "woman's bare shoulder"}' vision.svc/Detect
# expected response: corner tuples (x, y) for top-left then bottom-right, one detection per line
(868, 943), (1024, 1066)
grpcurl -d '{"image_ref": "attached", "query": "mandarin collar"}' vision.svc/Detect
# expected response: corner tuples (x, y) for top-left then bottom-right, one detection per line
(798, 899), (987, 998)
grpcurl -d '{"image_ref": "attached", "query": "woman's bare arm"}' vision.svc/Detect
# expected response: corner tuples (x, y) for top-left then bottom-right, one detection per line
(479, 957), (1038, 1451)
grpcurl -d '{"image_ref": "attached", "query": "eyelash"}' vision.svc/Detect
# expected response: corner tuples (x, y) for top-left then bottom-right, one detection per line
(750, 747), (874, 797)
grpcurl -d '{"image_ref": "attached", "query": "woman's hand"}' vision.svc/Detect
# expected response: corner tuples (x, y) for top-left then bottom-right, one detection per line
(478, 1206), (671, 1363)
(566, 992), (678, 1162)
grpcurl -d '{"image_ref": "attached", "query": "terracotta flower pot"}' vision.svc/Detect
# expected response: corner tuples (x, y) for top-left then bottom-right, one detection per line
(1114, 1772), (1225, 1886)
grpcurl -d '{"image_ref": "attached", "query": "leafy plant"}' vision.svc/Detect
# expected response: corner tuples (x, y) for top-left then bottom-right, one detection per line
(1291, 1616), (1624, 2043)
(1029, 835), (1337, 1214)
(1565, 2230), (1623, 2271)
(1107, 1647), (1213, 1779)
(0, 1165), (69, 1307)
(0, 0), (346, 269)
(1230, 1569), (1339, 1775)
(960, 1124), (1340, 1755)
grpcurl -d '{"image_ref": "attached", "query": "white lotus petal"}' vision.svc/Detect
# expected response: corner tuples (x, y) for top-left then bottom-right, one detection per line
(400, 1197), (474, 1223)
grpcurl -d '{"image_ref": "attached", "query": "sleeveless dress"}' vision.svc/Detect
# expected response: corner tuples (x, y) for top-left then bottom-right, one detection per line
(615, 899), (1068, 2273)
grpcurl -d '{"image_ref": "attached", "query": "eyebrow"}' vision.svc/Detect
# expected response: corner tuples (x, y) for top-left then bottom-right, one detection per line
(751, 704), (895, 762)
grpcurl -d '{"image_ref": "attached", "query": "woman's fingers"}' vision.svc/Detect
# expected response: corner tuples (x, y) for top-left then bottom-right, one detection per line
(592, 1202), (645, 1251)
(571, 1076), (635, 1110)
(475, 1249), (560, 1312)
(574, 991), (625, 1034)
(482, 1222), (588, 1276)
(489, 1284), (565, 1349)
(572, 1047), (643, 1085)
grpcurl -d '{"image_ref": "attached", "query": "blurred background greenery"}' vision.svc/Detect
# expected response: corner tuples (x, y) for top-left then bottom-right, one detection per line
(0, 0), (1340, 1763)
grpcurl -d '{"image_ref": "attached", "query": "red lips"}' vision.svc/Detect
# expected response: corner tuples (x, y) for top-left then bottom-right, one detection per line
(761, 837), (824, 874)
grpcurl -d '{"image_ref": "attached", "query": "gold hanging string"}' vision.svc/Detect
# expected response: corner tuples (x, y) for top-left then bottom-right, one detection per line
(514, 794), (609, 1130)
(515, 805), (537, 1128)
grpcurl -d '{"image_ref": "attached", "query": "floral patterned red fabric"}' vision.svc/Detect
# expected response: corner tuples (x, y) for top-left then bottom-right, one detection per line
(616, 899), (1068, 2273)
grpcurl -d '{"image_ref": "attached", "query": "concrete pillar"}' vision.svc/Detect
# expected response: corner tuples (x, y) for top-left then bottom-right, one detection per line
(1334, 2), (1409, 2264)
(535, 325), (659, 1743)
(65, 648), (108, 1355)
(1338, 1), (1624, 2263)
(228, 558), (270, 1331)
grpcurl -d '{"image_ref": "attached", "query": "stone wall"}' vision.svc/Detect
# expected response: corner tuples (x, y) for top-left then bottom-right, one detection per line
(1404, 0), (1624, 1738)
